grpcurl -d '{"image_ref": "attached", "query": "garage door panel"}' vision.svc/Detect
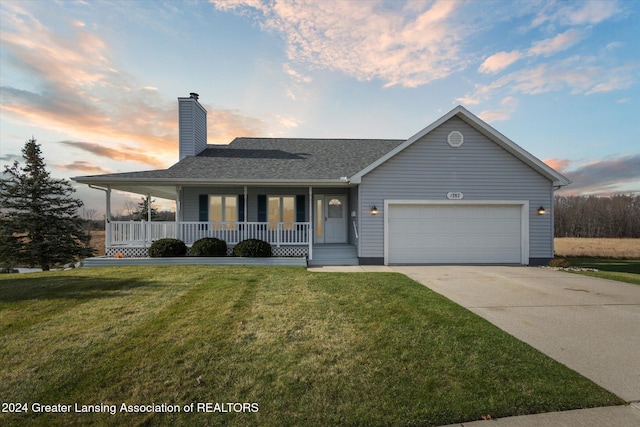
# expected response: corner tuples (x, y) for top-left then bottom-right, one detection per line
(388, 204), (522, 264)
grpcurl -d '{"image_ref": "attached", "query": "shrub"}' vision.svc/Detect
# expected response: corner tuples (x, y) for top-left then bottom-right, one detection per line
(233, 239), (272, 257)
(148, 238), (187, 258)
(190, 237), (227, 257)
(549, 257), (570, 268)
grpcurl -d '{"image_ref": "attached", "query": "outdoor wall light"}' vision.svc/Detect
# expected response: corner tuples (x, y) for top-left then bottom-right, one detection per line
(537, 206), (546, 215)
(370, 205), (378, 215)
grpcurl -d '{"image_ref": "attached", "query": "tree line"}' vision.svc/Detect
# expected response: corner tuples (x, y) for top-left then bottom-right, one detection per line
(554, 194), (640, 238)
(81, 198), (176, 232)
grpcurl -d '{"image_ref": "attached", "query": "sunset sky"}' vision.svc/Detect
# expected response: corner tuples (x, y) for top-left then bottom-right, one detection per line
(1, 0), (639, 216)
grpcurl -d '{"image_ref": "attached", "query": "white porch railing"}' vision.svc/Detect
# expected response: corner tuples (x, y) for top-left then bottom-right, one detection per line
(109, 221), (310, 247)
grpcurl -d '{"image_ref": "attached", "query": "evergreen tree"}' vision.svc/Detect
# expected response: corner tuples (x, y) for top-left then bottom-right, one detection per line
(0, 216), (20, 273)
(0, 138), (95, 271)
(133, 195), (158, 221)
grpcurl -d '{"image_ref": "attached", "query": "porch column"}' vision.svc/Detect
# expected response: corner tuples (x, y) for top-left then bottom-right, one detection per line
(308, 186), (313, 261)
(175, 186), (182, 241)
(244, 186), (248, 242)
(105, 186), (112, 249)
(146, 194), (151, 247)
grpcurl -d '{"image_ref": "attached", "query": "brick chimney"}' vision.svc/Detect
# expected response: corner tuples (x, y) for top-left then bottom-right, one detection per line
(178, 92), (207, 160)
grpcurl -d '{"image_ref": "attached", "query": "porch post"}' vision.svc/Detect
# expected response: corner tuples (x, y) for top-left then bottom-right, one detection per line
(146, 194), (151, 247)
(175, 186), (182, 241)
(308, 186), (313, 261)
(105, 186), (112, 250)
(244, 186), (248, 242)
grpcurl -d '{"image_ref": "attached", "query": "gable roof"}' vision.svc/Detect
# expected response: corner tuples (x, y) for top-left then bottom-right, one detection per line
(73, 105), (570, 198)
(349, 105), (571, 187)
(73, 138), (404, 187)
(175, 138), (404, 181)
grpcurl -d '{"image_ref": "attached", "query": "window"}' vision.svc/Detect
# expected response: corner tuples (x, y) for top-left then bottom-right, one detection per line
(268, 196), (295, 229)
(209, 195), (237, 229)
(328, 198), (343, 218)
(316, 199), (323, 238)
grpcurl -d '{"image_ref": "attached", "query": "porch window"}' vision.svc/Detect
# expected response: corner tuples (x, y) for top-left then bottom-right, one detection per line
(268, 196), (295, 230)
(209, 195), (237, 229)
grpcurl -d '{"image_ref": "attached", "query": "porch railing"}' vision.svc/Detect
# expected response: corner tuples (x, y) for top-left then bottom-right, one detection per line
(109, 221), (310, 247)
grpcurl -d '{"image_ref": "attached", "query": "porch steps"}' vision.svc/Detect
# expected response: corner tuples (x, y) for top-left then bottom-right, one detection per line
(309, 245), (359, 266)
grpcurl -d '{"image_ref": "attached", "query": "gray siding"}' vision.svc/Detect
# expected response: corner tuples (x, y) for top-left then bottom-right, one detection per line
(359, 117), (554, 261)
(178, 98), (207, 160)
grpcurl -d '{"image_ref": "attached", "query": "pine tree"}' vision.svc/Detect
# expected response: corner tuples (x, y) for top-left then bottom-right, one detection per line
(133, 195), (158, 221)
(0, 138), (95, 271)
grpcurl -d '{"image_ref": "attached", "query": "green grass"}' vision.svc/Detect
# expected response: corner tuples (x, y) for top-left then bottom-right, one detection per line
(567, 258), (640, 285)
(0, 267), (622, 426)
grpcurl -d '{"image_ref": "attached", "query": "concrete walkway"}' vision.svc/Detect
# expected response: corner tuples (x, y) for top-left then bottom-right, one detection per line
(309, 265), (640, 426)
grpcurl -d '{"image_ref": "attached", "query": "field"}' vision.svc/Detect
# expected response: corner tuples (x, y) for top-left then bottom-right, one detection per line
(554, 238), (640, 258)
(0, 267), (621, 426)
(88, 230), (106, 256)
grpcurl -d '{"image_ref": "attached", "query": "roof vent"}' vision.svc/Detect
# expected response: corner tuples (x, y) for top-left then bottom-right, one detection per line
(189, 92), (199, 100)
(447, 131), (464, 147)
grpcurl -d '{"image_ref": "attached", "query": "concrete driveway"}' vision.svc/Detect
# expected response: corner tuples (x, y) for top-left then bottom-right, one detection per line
(392, 266), (640, 403)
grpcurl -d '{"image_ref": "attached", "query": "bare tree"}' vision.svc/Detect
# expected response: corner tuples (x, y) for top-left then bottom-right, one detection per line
(555, 194), (640, 238)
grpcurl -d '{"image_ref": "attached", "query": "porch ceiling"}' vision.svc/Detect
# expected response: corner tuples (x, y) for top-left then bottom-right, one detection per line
(117, 185), (178, 200)
(85, 182), (179, 200)
(74, 178), (355, 200)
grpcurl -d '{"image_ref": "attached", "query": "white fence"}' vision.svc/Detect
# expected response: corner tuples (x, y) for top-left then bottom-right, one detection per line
(109, 221), (310, 247)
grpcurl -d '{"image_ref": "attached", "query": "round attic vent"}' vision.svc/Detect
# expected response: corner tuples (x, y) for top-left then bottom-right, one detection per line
(447, 131), (464, 147)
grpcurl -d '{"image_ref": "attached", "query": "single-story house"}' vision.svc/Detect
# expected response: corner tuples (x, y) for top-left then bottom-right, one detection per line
(73, 93), (571, 266)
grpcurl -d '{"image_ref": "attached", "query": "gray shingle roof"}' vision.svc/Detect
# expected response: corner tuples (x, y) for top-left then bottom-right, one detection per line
(76, 138), (404, 182)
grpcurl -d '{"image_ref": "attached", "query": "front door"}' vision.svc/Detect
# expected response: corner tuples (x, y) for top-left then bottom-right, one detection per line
(314, 195), (347, 243)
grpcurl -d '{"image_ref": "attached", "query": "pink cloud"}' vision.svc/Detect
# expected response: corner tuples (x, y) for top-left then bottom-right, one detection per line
(477, 109), (510, 122)
(528, 29), (583, 57)
(479, 50), (522, 74)
(565, 1), (621, 25)
(56, 161), (111, 175)
(544, 158), (573, 171)
(0, 4), (269, 168)
(213, 0), (466, 88)
(58, 141), (166, 168)
(555, 154), (640, 196)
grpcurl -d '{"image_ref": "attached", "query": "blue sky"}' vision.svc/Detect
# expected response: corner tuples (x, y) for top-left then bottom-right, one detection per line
(1, 0), (639, 215)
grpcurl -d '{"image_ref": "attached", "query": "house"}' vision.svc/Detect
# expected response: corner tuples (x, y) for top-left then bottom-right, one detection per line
(73, 93), (571, 266)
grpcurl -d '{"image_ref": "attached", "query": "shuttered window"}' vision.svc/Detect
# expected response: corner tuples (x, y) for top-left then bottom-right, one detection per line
(199, 195), (240, 230)
(258, 195), (305, 229)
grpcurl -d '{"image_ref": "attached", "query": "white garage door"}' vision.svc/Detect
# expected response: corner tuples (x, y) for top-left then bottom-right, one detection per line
(387, 204), (523, 264)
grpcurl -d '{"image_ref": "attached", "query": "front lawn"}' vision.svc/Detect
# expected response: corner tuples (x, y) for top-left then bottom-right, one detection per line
(0, 267), (622, 426)
(567, 258), (640, 285)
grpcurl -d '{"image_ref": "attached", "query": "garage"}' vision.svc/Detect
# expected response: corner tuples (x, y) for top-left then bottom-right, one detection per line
(386, 202), (527, 264)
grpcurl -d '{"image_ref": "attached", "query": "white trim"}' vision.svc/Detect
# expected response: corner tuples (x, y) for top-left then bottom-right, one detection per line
(106, 186), (112, 248)
(383, 200), (529, 265)
(314, 194), (348, 244)
(349, 105), (571, 187)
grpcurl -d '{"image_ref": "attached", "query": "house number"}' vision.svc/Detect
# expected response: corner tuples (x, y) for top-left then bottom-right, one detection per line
(446, 192), (464, 200)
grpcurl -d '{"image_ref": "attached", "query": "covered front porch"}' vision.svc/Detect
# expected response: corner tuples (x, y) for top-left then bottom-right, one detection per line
(86, 182), (359, 262)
